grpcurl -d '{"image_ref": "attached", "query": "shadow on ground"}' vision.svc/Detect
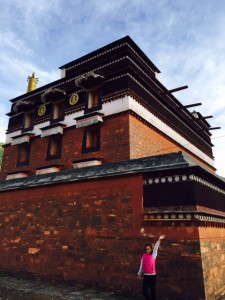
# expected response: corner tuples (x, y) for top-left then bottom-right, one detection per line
(0, 275), (132, 300)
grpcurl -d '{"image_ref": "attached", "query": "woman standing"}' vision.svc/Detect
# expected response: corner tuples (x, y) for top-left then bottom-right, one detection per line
(138, 234), (165, 300)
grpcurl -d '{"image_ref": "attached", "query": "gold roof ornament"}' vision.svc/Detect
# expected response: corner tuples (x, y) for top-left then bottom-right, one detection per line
(27, 72), (38, 92)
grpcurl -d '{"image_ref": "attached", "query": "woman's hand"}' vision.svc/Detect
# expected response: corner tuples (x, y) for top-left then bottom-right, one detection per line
(159, 234), (165, 240)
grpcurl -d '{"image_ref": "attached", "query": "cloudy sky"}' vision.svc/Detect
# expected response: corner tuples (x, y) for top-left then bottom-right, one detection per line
(0, 0), (224, 176)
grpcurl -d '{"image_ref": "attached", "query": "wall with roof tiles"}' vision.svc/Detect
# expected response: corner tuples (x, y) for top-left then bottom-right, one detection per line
(0, 174), (224, 299)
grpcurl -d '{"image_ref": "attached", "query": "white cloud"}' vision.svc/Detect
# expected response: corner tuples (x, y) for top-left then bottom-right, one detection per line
(0, 31), (32, 55)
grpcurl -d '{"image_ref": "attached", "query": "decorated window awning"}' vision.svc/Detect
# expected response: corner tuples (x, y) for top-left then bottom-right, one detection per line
(36, 165), (62, 175)
(41, 88), (66, 103)
(40, 123), (65, 138)
(75, 71), (105, 90)
(6, 171), (30, 180)
(11, 133), (34, 145)
(75, 112), (104, 128)
(73, 158), (103, 169)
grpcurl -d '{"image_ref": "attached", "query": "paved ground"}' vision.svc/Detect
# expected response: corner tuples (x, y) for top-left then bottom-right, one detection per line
(0, 275), (131, 300)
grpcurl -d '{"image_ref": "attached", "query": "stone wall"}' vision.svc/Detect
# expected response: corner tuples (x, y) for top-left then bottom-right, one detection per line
(199, 227), (225, 300)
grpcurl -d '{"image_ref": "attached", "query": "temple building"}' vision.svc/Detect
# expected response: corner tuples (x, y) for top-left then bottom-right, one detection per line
(0, 36), (224, 300)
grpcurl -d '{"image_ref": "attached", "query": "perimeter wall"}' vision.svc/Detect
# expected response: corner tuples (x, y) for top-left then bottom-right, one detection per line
(0, 175), (224, 299)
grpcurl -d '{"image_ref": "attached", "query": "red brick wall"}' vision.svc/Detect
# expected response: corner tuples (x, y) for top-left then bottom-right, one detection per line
(129, 115), (215, 173)
(0, 174), (224, 299)
(1, 114), (131, 178)
(54, 114), (130, 170)
(0, 176), (143, 293)
(0, 113), (215, 180)
(0, 144), (17, 177)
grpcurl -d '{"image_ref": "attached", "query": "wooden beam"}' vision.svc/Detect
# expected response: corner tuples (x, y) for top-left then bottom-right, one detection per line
(160, 85), (188, 95)
(183, 103), (202, 109)
(208, 127), (221, 130)
(168, 85), (188, 94)
(203, 115), (213, 119)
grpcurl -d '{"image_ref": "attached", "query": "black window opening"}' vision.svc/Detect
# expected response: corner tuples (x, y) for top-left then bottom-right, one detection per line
(51, 100), (65, 123)
(22, 111), (34, 132)
(17, 143), (31, 167)
(84, 88), (102, 114)
(82, 126), (100, 153)
(47, 135), (62, 160)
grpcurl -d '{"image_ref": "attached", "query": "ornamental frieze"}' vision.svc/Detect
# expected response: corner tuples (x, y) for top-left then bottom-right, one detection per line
(144, 174), (225, 195)
(142, 211), (225, 228)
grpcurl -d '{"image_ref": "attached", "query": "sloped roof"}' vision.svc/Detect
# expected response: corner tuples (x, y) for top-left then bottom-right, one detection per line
(0, 152), (224, 191)
(59, 35), (160, 73)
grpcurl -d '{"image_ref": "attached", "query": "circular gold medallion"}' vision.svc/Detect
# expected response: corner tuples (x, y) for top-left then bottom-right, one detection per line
(69, 93), (79, 105)
(38, 104), (46, 116)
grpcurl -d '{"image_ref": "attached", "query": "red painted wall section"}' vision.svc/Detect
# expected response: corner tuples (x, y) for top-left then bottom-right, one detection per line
(0, 114), (131, 178)
(0, 112), (215, 181)
(0, 175), (143, 291)
(0, 173), (224, 299)
(129, 115), (215, 173)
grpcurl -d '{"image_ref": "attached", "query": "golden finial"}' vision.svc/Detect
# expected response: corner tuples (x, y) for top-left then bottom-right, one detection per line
(27, 72), (39, 92)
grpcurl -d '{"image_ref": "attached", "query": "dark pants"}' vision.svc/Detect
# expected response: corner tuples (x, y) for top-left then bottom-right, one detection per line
(143, 275), (157, 300)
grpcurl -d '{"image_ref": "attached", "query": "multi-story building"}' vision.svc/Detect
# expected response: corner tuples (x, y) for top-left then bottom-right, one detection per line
(0, 36), (224, 299)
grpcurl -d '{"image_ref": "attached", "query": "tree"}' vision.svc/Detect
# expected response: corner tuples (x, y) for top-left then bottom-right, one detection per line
(0, 143), (4, 168)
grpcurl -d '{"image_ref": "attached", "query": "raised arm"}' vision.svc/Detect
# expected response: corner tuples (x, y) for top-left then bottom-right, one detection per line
(137, 257), (143, 277)
(152, 234), (165, 259)
(159, 234), (165, 241)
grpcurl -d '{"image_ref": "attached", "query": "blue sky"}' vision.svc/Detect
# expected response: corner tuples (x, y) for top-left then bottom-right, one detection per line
(0, 0), (225, 177)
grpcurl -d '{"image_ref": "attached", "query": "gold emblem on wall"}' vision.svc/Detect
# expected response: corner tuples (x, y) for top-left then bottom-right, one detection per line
(38, 104), (46, 116)
(69, 93), (79, 106)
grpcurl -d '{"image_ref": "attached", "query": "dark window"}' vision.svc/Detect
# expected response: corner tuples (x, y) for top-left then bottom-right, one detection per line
(17, 143), (30, 166)
(82, 126), (100, 153)
(47, 135), (62, 160)
(84, 88), (102, 114)
(51, 100), (65, 123)
(22, 111), (34, 132)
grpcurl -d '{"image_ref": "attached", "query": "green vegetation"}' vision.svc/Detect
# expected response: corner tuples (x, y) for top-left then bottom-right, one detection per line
(0, 143), (4, 168)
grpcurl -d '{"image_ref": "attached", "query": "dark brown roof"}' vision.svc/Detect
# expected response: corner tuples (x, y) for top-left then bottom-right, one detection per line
(0, 152), (224, 191)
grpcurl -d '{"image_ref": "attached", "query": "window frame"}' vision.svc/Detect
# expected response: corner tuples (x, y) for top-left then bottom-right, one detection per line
(17, 143), (31, 167)
(82, 126), (100, 153)
(50, 100), (65, 123)
(46, 134), (63, 161)
(22, 110), (35, 132)
(84, 87), (102, 114)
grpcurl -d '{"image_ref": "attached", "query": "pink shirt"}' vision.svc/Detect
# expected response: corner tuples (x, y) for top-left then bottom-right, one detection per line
(138, 240), (160, 275)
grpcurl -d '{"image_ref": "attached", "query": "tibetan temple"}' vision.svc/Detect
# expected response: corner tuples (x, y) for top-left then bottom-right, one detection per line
(0, 36), (224, 300)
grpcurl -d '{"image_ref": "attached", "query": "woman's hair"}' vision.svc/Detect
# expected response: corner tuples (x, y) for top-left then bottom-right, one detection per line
(145, 243), (153, 253)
